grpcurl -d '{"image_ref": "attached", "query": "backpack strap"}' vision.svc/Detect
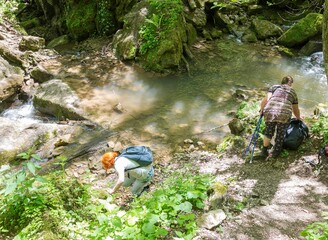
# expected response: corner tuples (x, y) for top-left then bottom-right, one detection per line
(125, 166), (141, 172)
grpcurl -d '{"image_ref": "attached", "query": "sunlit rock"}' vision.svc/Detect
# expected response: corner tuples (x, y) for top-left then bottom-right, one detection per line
(0, 56), (24, 101)
(197, 209), (226, 229)
(34, 79), (87, 120)
(19, 36), (45, 52)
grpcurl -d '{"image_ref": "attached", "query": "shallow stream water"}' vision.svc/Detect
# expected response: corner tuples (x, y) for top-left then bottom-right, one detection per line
(2, 40), (328, 148)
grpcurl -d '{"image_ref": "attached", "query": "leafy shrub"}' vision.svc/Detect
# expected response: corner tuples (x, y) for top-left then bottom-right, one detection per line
(301, 213), (328, 239)
(0, 154), (92, 239)
(0, 162), (48, 234)
(311, 117), (328, 144)
(89, 171), (212, 240)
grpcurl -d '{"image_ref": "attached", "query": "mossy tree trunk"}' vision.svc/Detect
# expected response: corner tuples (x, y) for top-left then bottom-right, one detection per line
(323, 0), (328, 82)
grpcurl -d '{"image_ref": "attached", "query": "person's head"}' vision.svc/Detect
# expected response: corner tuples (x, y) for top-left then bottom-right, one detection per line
(281, 75), (294, 86)
(101, 151), (119, 170)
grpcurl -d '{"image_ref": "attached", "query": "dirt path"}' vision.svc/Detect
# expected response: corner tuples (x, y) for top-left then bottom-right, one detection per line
(195, 150), (328, 240)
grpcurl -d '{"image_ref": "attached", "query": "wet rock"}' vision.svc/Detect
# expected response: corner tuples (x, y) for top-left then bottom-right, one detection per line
(46, 35), (70, 50)
(33, 79), (87, 120)
(113, 102), (124, 113)
(30, 64), (54, 83)
(0, 117), (82, 164)
(228, 118), (245, 135)
(299, 39), (322, 56)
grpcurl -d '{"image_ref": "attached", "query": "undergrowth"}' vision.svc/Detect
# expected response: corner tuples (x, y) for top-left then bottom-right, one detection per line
(0, 153), (212, 239)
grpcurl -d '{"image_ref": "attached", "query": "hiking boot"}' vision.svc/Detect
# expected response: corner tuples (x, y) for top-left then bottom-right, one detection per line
(260, 147), (269, 158)
(136, 185), (150, 198)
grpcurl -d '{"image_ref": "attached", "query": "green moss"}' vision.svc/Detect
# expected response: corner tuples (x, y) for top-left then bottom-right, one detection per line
(211, 182), (228, 197)
(96, 0), (117, 36)
(278, 13), (323, 47)
(138, 0), (186, 72)
(0, 150), (17, 165)
(66, 1), (97, 40)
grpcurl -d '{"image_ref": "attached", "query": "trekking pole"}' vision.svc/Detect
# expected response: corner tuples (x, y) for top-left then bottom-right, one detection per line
(245, 115), (263, 163)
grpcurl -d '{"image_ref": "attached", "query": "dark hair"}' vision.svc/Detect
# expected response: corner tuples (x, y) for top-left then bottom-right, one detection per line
(281, 75), (293, 85)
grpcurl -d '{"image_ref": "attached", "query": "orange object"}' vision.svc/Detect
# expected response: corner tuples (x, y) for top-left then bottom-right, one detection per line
(101, 152), (119, 170)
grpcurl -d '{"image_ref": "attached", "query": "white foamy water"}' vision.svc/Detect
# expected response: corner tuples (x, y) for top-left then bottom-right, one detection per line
(1, 100), (40, 124)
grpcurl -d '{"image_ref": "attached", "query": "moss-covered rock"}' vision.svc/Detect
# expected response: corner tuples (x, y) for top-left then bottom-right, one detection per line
(139, 17), (187, 72)
(66, 1), (97, 40)
(252, 18), (283, 40)
(277, 13), (323, 48)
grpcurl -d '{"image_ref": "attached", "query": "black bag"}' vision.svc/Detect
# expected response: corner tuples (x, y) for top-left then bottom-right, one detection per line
(118, 146), (153, 166)
(283, 119), (309, 150)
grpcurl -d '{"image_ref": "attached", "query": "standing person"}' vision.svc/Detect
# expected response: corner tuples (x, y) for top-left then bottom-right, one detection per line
(259, 75), (301, 159)
(101, 150), (154, 197)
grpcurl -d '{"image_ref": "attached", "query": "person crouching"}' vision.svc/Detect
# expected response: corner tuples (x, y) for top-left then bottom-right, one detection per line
(101, 151), (154, 197)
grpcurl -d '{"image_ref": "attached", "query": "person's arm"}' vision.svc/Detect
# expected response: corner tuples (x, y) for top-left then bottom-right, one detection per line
(260, 92), (272, 115)
(108, 164), (125, 194)
(292, 104), (301, 119)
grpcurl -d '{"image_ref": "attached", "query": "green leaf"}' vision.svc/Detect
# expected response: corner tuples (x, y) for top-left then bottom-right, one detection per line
(17, 152), (29, 159)
(27, 162), (36, 175)
(35, 176), (48, 183)
(16, 171), (26, 183)
(142, 222), (156, 234)
(175, 230), (183, 237)
(111, 216), (122, 228)
(4, 182), (17, 195)
(186, 191), (198, 199)
(157, 227), (168, 236)
(148, 214), (159, 224)
(31, 154), (42, 161)
(177, 201), (192, 213)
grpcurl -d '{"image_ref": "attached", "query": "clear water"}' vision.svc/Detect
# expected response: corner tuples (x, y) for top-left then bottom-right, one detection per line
(2, 42), (327, 147)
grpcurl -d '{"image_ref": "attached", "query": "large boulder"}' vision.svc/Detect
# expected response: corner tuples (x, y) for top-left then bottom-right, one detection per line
(251, 18), (283, 40)
(19, 36), (45, 52)
(33, 79), (87, 120)
(113, 0), (191, 72)
(66, 1), (97, 40)
(278, 13), (323, 48)
(0, 56), (24, 101)
(0, 117), (83, 165)
(112, 1), (148, 60)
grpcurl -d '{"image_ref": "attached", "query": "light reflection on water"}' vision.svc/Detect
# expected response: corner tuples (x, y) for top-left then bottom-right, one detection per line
(2, 48), (327, 147)
(79, 51), (327, 146)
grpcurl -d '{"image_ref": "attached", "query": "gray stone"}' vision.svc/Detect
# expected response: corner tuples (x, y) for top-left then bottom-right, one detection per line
(33, 79), (87, 120)
(197, 209), (226, 229)
(19, 36), (45, 52)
